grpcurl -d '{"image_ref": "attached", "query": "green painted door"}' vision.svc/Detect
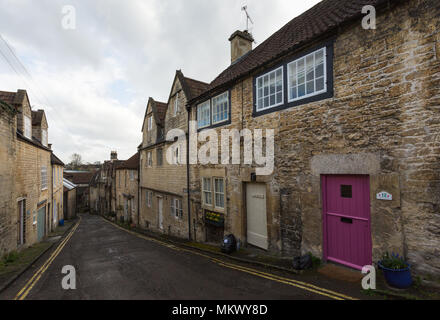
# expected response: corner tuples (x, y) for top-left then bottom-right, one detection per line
(37, 206), (46, 241)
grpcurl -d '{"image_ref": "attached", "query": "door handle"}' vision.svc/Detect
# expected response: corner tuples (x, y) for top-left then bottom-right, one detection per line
(340, 217), (353, 224)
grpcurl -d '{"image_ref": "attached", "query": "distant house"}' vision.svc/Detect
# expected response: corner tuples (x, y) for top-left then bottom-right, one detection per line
(115, 152), (140, 224)
(63, 171), (95, 212)
(63, 178), (77, 220)
(51, 153), (65, 228)
(139, 70), (208, 238)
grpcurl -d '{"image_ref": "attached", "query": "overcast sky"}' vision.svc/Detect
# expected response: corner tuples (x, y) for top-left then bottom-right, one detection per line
(0, 0), (321, 164)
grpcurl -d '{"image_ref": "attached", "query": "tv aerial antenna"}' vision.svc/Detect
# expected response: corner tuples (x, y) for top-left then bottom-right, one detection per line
(241, 5), (257, 44)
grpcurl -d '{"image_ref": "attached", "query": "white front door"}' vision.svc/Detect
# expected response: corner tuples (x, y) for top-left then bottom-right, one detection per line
(246, 183), (268, 250)
(158, 197), (163, 230)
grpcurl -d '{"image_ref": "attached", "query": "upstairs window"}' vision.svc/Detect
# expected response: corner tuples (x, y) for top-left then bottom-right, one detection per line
(288, 47), (326, 102)
(197, 101), (210, 129)
(174, 92), (179, 116)
(130, 170), (134, 181)
(42, 129), (48, 147)
(41, 166), (48, 190)
(147, 116), (153, 131)
(256, 67), (283, 111)
(147, 151), (152, 167)
(157, 148), (163, 166)
(212, 92), (229, 124)
(146, 190), (152, 208)
(24, 116), (32, 139)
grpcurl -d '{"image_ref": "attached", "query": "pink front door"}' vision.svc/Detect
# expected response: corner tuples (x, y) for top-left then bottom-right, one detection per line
(322, 175), (372, 270)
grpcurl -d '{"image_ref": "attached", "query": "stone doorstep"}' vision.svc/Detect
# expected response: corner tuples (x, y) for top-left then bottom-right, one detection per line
(317, 263), (364, 283)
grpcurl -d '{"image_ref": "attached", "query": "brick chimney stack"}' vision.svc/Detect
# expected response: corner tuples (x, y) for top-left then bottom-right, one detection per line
(110, 151), (118, 161)
(229, 30), (254, 64)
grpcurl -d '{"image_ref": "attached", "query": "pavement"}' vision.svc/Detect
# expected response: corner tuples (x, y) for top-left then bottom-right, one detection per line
(0, 213), (374, 300)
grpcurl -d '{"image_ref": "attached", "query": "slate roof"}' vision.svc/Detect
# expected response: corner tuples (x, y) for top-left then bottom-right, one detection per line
(116, 152), (139, 170)
(51, 153), (65, 166)
(31, 110), (45, 126)
(0, 89), (29, 108)
(190, 0), (397, 103)
(63, 171), (95, 185)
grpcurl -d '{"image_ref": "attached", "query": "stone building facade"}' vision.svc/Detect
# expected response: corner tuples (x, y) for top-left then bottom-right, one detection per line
(0, 90), (58, 254)
(139, 71), (208, 239)
(51, 153), (65, 230)
(0, 96), (18, 255)
(115, 152), (139, 224)
(186, 0), (440, 277)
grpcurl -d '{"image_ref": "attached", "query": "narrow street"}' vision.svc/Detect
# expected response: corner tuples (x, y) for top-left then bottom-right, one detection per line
(0, 214), (358, 300)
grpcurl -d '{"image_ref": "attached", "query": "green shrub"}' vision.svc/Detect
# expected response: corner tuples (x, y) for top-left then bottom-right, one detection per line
(380, 252), (408, 269)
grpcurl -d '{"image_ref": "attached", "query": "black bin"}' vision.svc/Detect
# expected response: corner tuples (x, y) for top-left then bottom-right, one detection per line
(221, 234), (237, 254)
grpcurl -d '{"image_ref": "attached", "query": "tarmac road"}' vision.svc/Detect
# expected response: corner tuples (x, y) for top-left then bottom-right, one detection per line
(0, 214), (358, 300)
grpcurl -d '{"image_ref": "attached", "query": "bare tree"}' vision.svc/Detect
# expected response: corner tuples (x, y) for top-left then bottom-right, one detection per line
(69, 153), (83, 170)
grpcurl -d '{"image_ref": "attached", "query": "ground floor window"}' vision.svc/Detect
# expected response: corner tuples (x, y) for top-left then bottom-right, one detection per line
(171, 198), (183, 218)
(146, 190), (152, 208)
(214, 178), (225, 209)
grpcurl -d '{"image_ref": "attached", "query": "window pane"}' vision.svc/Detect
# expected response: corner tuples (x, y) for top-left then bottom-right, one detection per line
(306, 54), (314, 81)
(298, 84), (306, 97)
(316, 77), (325, 92)
(307, 80), (315, 94)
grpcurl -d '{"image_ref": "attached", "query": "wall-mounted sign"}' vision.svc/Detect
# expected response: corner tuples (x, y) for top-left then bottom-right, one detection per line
(205, 210), (224, 227)
(376, 191), (392, 201)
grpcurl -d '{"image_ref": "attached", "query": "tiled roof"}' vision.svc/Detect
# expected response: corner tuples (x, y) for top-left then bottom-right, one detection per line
(116, 152), (139, 170)
(175, 70), (209, 101)
(190, 0), (394, 103)
(63, 171), (95, 185)
(51, 153), (65, 166)
(184, 77), (209, 100)
(155, 101), (168, 126)
(0, 89), (28, 108)
(31, 110), (45, 126)
(0, 91), (16, 105)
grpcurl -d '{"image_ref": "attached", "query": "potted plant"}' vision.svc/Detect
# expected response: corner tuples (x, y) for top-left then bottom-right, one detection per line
(378, 252), (412, 289)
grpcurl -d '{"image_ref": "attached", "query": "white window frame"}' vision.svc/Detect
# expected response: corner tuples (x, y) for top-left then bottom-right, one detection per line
(42, 129), (48, 147)
(197, 100), (211, 129)
(202, 177), (212, 206)
(287, 47), (327, 103)
(146, 191), (152, 208)
(213, 177), (225, 209)
(171, 198), (183, 219)
(174, 92), (179, 116)
(147, 116), (153, 131)
(24, 115), (32, 139)
(147, 151), (152, 167)
(255, 66), (284, 112)
(41, 166), (48, 190)
(211, 91), (229, 125)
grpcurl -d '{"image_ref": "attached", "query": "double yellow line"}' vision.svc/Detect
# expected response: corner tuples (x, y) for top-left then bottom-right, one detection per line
(105, 218), (356, 300)
(14, 218), (81, 300)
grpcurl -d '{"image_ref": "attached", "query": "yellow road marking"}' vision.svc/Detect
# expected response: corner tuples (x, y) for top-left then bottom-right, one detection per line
(104, 217), (357, 300)
(14, 218), (81, 300)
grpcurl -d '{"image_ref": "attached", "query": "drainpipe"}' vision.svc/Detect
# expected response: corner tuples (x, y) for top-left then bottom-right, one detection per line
(186, 104), (192, 241)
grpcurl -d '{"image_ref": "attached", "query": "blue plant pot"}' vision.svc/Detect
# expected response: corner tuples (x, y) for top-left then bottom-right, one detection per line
(378, 261), (412, 289)
(59, 219), (65, 226)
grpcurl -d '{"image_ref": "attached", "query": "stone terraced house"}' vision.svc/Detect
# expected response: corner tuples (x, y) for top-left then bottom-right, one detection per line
(182, 0), (440, 278)
(139, 71), (208, 238)
(0, 89), (66, 256)
(115, 152), (139, 224)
